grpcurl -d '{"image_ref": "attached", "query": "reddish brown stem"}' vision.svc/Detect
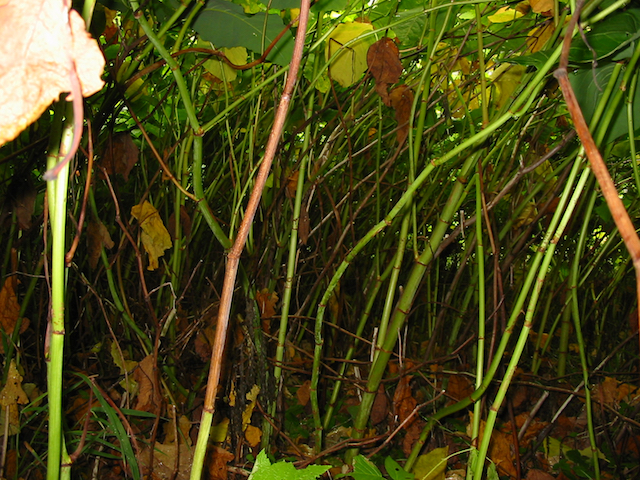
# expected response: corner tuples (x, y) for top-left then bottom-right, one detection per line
(553, 1), (640, 351)
(200, 0), (311, 416)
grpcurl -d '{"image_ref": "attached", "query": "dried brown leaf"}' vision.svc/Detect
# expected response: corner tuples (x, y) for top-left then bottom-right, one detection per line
(0, 0), (105, 145)
(370, 384), (388, 426)
(0, 360), (28, 435)
(207, 446), (234, 480)
(133, 355), (161, 414)
(87, 220), (114, 269)
(296, 380), (311, 407)
(255, 288), (278, 319)
(100, 133), (139, 182)
(367, 37), (402, 106)
(0, 277), (22, 348)
(389, 85), (414, 145)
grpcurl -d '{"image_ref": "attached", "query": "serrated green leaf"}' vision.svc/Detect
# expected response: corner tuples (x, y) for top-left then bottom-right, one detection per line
(385, 456), (413, 480)
(193, 0), (294, 66)
(352, 455), (384, 480)
(248, 450), (330, 480)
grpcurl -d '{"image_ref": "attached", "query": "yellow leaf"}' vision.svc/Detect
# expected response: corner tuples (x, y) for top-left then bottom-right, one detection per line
(530, 0), (553, 13)
(204, 46), (247, 83)
(0, 360), (28, 436)
(412, 446), (448, 480)
(491, 63), (525, 110)
(131, 200), (172, 271)
(244, 424), (262, 447)
(242, 384), (260, 429)
(211, 417), (229, 443)
(110, 341), (138, 394)
(488, 6), (524, 23)
(326, 22), (374, 87)
(527, 22), (555, 53)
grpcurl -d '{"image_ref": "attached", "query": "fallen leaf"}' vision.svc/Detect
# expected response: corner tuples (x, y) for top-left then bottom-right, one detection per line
(392, 375), (417, 426)
(255, 289), (278, 319)
(0, 0), (105, 145)
(100, 132), (139, 182)
(139, 441), (193, 480)
(110, 341), (137, 394)
(445, 374), (474, 405)
(134, 354), (161, 414)
(296, 380), (311, 407)
(526, 468), (556, 480)
(0, 276), (26, 353)
(0, 360), (29, 435)
(245, 424), (262, 447)
(131, 200), (172, 271)
(207, 446), (234, 480)
(412, 446), (448, 480)
(242, 384), (260, 430)
(87, 220), (114, 269)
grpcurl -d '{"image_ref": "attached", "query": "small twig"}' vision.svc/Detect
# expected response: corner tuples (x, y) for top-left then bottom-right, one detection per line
(65, 119), (94, 266)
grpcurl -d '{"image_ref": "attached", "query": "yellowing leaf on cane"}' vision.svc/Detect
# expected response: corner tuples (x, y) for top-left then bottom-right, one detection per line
(131, 201), (172, 271)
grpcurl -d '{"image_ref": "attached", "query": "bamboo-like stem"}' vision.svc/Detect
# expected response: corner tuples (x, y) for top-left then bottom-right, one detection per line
(46, 102), (73, 480)
(189, 2), (310, 478)
(473, 163), (591, 479)
(554, 0), (640, 361)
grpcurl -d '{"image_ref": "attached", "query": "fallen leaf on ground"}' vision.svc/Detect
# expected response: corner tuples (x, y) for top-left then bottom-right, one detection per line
(0, 360), (29, 435)
(134, 354), (161, 414)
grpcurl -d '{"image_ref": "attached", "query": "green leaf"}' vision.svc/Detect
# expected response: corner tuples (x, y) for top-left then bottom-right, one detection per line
(570, 9), (640, 63)
(311, 0), (348, 12)
(352, 455), (384, 480)
(193, 0), (294, 66)
(248, 450), (330, 480)
(385, 456), (413, 480)
(569, 62), (640, 144)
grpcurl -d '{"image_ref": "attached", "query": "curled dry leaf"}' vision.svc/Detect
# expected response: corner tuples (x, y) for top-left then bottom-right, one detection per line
(87, 220), (114, 269)
(367, 37), (403, 106)
(0, 360), (29, 435)
(100, 132), (139, 182)
(0, 276), (28, 354)
(0, 0), (105, 145)
(131, 200), (172, 271)
(389, 85), (414, 145)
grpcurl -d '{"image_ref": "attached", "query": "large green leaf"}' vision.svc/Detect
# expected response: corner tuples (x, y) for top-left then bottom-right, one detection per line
(570, 9), (640, 63)
(247, 450), (330, 480)
(193, 0), (294, 66)
(569, 62), (640, 144)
